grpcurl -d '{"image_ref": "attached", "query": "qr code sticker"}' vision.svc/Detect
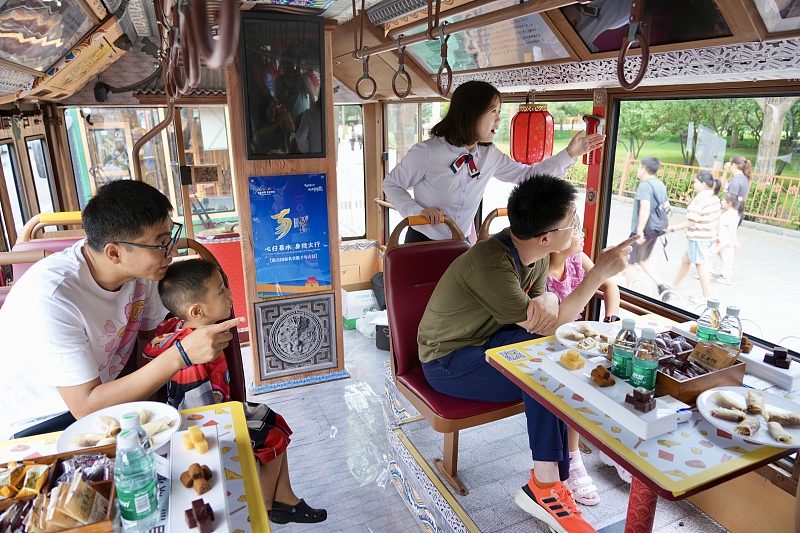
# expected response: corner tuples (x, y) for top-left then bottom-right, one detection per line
(498, 349), (526, 362)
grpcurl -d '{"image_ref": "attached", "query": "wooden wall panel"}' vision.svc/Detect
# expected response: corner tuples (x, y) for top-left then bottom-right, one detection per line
(225, 29), (344, 391)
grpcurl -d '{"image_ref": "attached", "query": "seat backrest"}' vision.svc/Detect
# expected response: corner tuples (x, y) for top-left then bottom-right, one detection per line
(384, 216), (469, 378)
(11, 212), (85, 281)
(477, 207), (508, 242)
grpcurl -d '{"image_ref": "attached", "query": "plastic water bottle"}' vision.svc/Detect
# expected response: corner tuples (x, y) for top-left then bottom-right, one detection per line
(630, 328), (660, 391)
(696, 299), (721, 342)
(120, 412), (151, 451)
(716, 306), (743, 348)
(115, 430), (158, 532)
(611, 319), (638, 380)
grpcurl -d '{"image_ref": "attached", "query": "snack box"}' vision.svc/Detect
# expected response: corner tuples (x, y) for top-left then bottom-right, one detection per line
(0, 444), (116, 532)
(655, 359), (746, 405)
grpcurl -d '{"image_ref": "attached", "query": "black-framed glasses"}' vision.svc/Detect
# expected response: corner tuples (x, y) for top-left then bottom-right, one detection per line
(534, 213), (582, 238)
(113, 222), (183, 257)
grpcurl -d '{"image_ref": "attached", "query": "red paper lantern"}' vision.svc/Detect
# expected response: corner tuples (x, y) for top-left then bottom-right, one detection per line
(510, 99), (554, 164)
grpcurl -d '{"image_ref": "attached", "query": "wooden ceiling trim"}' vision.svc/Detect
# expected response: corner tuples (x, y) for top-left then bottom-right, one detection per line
(715, 0), (765, 42)
(605, 78), (800, 99)
(450, 57), (573, 78)
(385, 0), (496, 39)
(538, 10), (581, 62)
(537, 8), (593, 61)
(0, 58), (42, 78)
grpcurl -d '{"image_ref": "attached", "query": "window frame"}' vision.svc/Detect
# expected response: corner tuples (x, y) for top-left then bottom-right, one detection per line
(0, 141), (27, 246)
(23, 135), (58, 216)
(597, 83), (800, 352)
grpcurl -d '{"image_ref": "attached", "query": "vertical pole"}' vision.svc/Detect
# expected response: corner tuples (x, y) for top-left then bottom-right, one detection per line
(582, 89), (606, 259)
(173, 108), (195, 243)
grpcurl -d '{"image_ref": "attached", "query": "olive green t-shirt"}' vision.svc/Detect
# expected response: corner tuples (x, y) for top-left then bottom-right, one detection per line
(417, 228), (549, 363)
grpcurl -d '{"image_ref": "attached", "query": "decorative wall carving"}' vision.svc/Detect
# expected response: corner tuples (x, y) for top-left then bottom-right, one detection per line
(451, 38), (800, 92)
(255, 294), (337, 380)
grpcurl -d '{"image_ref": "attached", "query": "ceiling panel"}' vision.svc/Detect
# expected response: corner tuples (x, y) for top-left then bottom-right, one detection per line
(753, 0), (800, 32)
(402, 0), (570, 73)
(0, 0), (96, 72)
(559, 0), (733, 54)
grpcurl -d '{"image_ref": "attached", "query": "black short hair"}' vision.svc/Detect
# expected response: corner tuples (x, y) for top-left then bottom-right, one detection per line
(507, 176), (577, 240)
(158, 259), (219, 319)
(695, 171), (721, 195)
(640, 157), (660, 175)
(430, 81), (501, 147)
(723, 192), (741, 209)
(83, 180), (173, 252)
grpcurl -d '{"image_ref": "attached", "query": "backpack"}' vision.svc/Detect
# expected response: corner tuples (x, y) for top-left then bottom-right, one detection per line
(643, 182), (669, 237)
(646, 203), (669, 236)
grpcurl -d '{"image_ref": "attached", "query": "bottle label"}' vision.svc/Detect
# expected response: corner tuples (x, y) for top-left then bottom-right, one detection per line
(611, 347), (633, 379)
(630, 359), (658, 390)
(117, 476), (157, 521)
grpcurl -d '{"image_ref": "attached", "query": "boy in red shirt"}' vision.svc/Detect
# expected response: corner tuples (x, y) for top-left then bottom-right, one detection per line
(144, 259), (326, 524)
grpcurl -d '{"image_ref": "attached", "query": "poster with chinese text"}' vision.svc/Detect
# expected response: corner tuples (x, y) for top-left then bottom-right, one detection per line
(249, 173), (331, 297)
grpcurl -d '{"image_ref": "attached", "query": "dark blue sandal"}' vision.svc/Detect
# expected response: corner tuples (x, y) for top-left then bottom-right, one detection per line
(268, 499), (327, 524)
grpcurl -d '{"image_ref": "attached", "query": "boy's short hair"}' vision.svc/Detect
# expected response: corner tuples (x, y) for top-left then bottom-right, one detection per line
(723, 192), (741, 210)
(640, 157), (660, 175)
(159, 259), (219, 319)
(83, 180), (173, 252)
(507, 176), (577, 240)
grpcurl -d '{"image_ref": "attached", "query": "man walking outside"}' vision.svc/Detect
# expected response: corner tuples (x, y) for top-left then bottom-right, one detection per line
(625, 157), (671, 297)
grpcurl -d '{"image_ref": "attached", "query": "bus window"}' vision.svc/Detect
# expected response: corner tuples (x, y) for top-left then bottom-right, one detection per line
(335, 105), (365, 239)
(385, 103), (421, 236)
(0, 143), (26, 241)
(607, 96), (800, 349)
(178, 107), (236, 222)
(25, 138), (57, 218)
(482, 100), (592, 231)
(66, 107), (177, 210)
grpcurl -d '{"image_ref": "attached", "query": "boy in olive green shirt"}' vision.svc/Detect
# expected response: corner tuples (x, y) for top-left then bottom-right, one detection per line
(417, 176), (636, 533)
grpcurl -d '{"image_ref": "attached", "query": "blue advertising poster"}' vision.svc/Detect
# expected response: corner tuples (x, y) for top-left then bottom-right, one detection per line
(249, 173), (331, 298)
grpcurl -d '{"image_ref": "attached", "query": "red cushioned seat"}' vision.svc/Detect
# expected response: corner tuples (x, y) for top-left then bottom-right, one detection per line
(385, 216), (524, 495)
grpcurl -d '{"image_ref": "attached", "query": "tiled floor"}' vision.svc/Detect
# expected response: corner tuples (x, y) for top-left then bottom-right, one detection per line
(244, 329), (729, 533)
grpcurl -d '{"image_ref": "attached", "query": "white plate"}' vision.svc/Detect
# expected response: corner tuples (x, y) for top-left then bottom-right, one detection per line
(555, 321), (618, 356)
(56, 401), (180, 453)
(169, 425), (230, 533)
(697, 386), (800, 448)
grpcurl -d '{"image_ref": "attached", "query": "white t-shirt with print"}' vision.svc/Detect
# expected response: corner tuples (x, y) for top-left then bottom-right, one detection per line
(0, 240), (167, 439)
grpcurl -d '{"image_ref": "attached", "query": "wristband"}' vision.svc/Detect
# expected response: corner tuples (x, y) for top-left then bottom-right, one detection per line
(603, 315), (621, 323)
(175, 340), (192, 367)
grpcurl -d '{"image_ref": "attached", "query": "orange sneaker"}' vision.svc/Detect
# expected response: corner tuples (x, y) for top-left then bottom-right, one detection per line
(514, 470), (599, 533)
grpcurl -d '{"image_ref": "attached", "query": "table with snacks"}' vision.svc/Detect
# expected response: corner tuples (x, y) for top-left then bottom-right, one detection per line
(486, 329), (799, 533)
(0, 401), (269, 532)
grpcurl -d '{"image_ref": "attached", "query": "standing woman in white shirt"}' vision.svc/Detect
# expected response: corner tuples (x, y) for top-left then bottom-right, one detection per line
(382, 80), (605, 243)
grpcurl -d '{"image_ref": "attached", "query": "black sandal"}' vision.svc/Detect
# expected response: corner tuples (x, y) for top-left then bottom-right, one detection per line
(268, 499), (327, 524)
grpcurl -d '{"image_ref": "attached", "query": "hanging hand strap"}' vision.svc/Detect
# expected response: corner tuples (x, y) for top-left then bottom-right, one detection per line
(356, 51), (377, 100)
(617, 0), (649, 90)
(392, 35), (412, 99)
(436, 22), (452, 97)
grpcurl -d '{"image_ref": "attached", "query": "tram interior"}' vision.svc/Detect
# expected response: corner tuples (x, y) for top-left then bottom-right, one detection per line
(0, 0), (799, 531)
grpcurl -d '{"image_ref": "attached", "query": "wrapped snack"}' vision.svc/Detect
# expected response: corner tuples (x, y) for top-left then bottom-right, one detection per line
(767, 412), (800, 428)
(711, 408), (746, 422)
(134, 408), (152, 425)
(141, 416), (174, 437)
(70, 433), (107, 448)
(60, 471), (109, 524)
(576, 323), (599, 337)
(561, 330), (585, 342)
(575, 337), (597, 351)
(732, 416), (761, 437)
(767, 422), (795, 444)
(746, 390), (766, 415)
(95, 416), (121, 436)
(57, 453), (115, 485)
(45, 484), (81, 530)
(709, 391), (746, 412)
(21, 464), (50, 494)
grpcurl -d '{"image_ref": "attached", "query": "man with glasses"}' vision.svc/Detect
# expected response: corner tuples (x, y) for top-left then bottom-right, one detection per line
(417, 176), (636, 533)
(0, 180), (241, 439)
